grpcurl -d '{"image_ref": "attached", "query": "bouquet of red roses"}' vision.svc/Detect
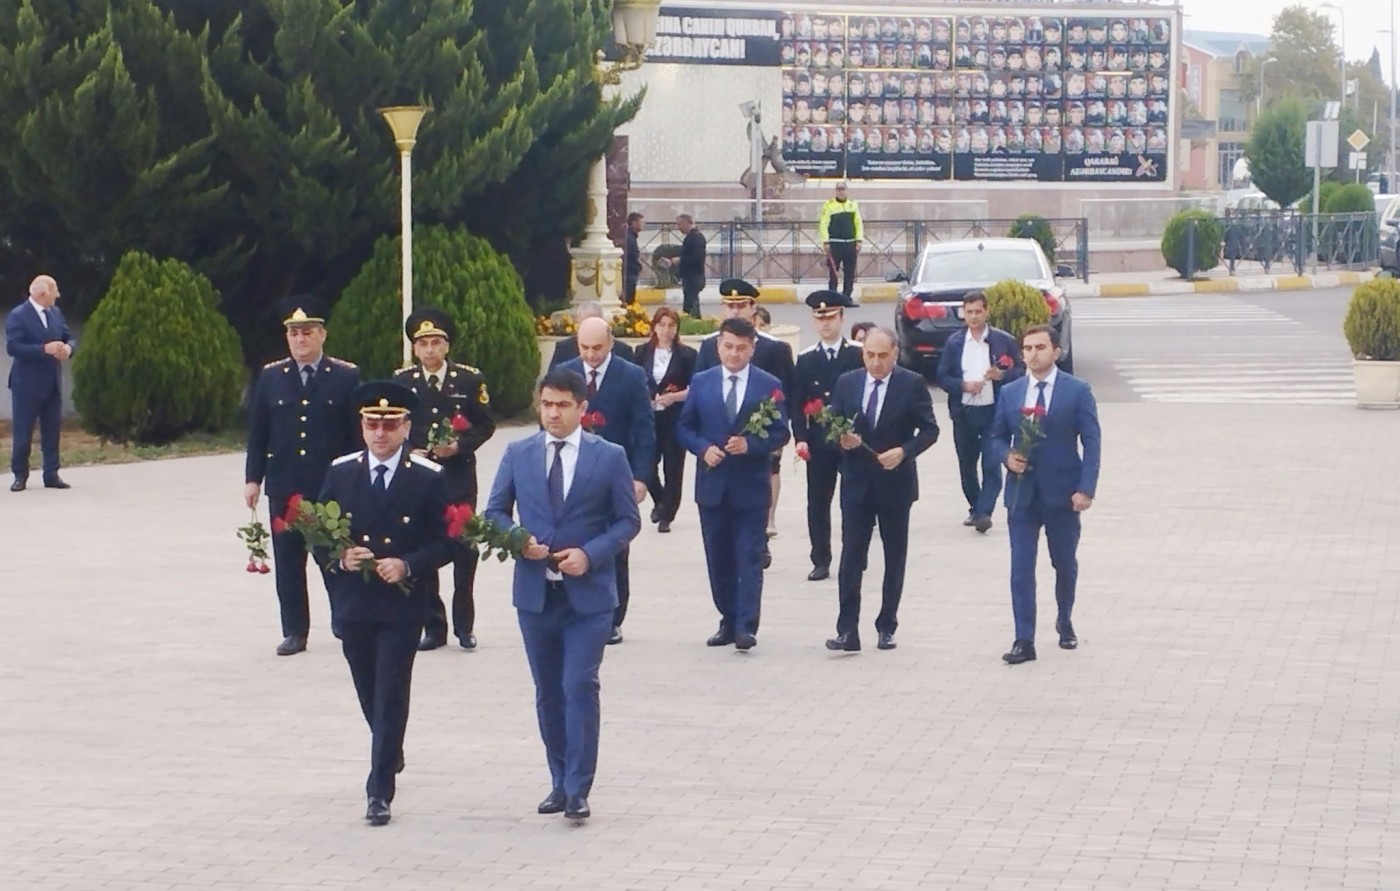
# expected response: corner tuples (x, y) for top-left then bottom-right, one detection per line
(273, 495), (409, 592)
(237, 511), (272, 574)
(426, 412), (470, 453)
(581, 410), (606, 432)
(741, 389), (784, 436)
(801, 398), (876, 453)
(444, 503), (532, 563)
(1008, 405), (1047, 511)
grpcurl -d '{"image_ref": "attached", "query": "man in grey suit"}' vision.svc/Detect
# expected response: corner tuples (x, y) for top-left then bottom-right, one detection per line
(484, 368), (642, 821)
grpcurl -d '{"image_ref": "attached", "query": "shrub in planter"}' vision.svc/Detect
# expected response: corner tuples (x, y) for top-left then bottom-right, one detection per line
(1343, 278), (1400, 360)
(984, 278), (1050, 341)
(1160, 209), (1223, 278)
(335, 225), (540, 416)
(651, 244), (682, 288)
(1007, 214), (1057, 263)
(679, 315), (720, 336)
(72, 252), (243, 444)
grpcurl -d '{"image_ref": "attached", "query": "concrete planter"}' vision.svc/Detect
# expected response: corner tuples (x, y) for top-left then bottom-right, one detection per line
(1353, 359), (1400, 409)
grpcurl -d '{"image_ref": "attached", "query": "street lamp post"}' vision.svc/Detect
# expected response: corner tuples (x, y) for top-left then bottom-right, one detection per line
(1390, 5), (1397, 191)
(378, 105), (429, 366)
(568, 0), (661, 311)
(1257, 57), (1278, 119)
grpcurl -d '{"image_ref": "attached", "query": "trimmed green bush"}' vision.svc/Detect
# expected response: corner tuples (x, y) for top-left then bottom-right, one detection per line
(984, 279), (1050, 341)
(1298, 181), (1341, 214)
(1007, 214), (1057, 264)
(1323, 183), (1376, 214)
(72, 252), (244, 444)
(1343, 278), (1400, 360)
(651, 244), (682, 288)
(678, 315), (720, 336)
(334, 225), (540, 416)
(1160, 209), (1223, 278)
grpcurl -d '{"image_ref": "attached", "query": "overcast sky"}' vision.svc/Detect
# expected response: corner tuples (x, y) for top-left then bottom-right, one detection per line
(1183, 0), (1395, 84)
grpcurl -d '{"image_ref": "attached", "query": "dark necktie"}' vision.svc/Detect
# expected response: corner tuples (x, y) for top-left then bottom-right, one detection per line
(373, 464), (388, 496)
(302, 365), (315, 388)
(725, 374), (740, 422)
(865, 378), (883, 425)
(1035, 380), (1047, 411)
(428, 374), (441, 392)
(548, 440), (566, 516)
(43, 307), (54, 330)
(826, 347), (835, 361)
(588, 370), (598, 399)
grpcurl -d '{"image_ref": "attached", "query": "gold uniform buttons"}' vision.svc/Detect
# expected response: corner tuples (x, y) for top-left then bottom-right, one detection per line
(301, 399), (309, 406)
(300, 416), (307, 422)
(298, 449), (306, 456)
(299, 432), (307, 439)
(382, 537), (392, 545)
(402, 516), (410, 524)
(362, 535), (371, 543)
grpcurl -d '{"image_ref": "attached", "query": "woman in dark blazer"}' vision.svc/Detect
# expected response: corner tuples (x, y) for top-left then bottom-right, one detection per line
(634, 306), (696, 533)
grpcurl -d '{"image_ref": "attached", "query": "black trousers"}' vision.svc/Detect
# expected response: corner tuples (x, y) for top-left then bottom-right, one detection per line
(805, 445), (841, 567)
(835, 492), (912, 636)
(647, 421), (686, 524)
(10, 387), (62, 478)
(422, 544), (481, 641)
(269, 495), (312, 638)
(612, 546), (631, 629)
(827, 242), (858, 298)
(951, 404), (1001, 517)
(339, 619), (420, 802)
(681, 274), (704, 318)
(623, 275), (638, 304)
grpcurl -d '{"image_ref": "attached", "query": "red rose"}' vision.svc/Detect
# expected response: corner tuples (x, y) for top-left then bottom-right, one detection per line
(271, 517), (288, 535)
(286, 494), (303, 515)
(770, 388), (784, 402)
(803, 398), (825, 418)
(1020, 407), (1036, 417)
(583, 411), (606, 429)
(451, 414), (470, 433)
(257, 562), (271, 574)
(1033, 406), (1047, 418)
(245, 561), (259, 573)
(997, 354), (1014, 369)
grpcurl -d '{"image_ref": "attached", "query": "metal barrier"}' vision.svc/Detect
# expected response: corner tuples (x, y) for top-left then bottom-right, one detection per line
(635, 217), (1091, 288)
(1184, 211), (1380, 279)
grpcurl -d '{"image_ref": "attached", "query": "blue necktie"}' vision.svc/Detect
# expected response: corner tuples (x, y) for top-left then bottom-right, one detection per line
(725, 375), (740, 423)
(548, 440), (566, 517)
(865, 379), (883, 426)
(372, 464), (388, 497)
(1035, 381), (1047, 411)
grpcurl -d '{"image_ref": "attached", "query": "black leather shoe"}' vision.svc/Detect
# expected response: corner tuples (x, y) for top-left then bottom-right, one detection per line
(650, 507), (660, 524)
(366, 797), (391, 826)
(657, 520), (671, 533)
(10, 478), (26, 492)
(807, 564), (830, 581)
(973, 516), (992, 533)
(458, 634), (478, 650)
(734, 632), (757, 651)
(706, 627), (735, 647)
(1002, 640), (1037, 665)
(275, 635), (307, 656)
(760, 545), (772, 570)
(962, 514), (976, 526)
(537, 789), (567, 814)
(825, 632), (861, 652)
(417, 635), (447, 651)
(42, 475), (70, 489)
(877, 632), (897, 650)
(395, 754), (405, 774)
(564, 795), (590, 820)
(606, 626), (623, 645)
(1056, 620), (1078, 650)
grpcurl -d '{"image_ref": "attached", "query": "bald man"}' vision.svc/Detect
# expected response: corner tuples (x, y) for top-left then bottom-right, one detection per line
(559, 318), (655, 644)
(7, 275), (75, 491)
(548, 302), (636, 369)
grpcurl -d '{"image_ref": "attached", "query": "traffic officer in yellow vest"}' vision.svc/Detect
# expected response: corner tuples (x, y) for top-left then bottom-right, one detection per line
(817, 182), (864, 302)
(392, 308), (497, 651)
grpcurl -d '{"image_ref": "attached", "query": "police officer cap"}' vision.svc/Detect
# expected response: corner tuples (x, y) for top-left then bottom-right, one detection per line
(719, 278), (761, 303)
(354, 380), (419, 418)
(406, 308), (456, 343)
(279, 295), (331, 327)
(805, 289), (851, 317)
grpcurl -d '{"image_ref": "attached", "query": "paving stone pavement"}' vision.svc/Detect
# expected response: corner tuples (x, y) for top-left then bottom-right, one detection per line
(2, 402), (1397, 891)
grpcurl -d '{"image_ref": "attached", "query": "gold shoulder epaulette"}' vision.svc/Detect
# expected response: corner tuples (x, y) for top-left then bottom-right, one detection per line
(459, 363), (482, 375)
(263, 358), (290, 370)
(328, 357), (357, 368)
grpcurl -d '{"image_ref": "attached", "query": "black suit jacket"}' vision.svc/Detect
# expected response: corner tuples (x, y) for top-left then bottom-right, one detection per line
(559, 356), (657, 481)
(678, 229), (707, 280)
(548, 337), (636, 370)
(245, 356), (362, 500)
(790, 339), (864, 451)
(392, 361), (496, 504)
(831, 366), (939, 508)
(634, 341), (698, 428)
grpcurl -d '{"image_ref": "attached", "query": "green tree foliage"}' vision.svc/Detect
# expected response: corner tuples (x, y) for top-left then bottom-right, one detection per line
(1160, 210), (1223, 278)
(1245, 97), (1311, 208)
(1242, 6), (1341, 107)
(334, 225), (540, 417)
(984, 279), (1050, 341)
(1006, 214), (1056, 264)
(72, 251), (244, 443)
(1343, 278), (1400, 360)
(1324, 183), (1375, 213)
(1298, 180), (1340, 214)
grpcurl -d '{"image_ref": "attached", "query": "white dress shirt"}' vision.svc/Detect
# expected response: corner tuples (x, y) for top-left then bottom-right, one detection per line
(651, 347), (672, 386)
(422, 366), (445, 390)
(722, 364), (751, 411)
(819, 338), (844, 360)
(29, 298), (49, 328)
(543, 427), (583, 580)
(368, 446), (405, 489)
(584, 353), (612, 393)
(960, 328), (994, 407)
(1023, 366), (1059, 412)
(862, 372), (892, 425)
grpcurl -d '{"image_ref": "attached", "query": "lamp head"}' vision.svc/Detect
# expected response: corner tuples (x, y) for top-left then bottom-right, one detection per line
(378, 106), (429, 152)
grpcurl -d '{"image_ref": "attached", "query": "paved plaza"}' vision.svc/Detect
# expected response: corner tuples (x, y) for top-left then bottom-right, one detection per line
(3, 291), (1398, 890)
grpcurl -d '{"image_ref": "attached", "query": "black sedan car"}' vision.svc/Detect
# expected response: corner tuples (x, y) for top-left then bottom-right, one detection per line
(893, 238), (1074, 380)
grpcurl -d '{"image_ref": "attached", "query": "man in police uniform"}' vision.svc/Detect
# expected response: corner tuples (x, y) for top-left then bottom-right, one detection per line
(392, 309), (496, 651)
(317, 381), (453, 827)
(790, 290), (863, 581)
(245, 296), (361, 657)
(695, 278), (794, 568)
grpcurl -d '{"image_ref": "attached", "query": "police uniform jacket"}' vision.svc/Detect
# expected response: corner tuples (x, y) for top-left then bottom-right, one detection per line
(246, 356), (361, 500)
(790, 339), (864, 452)
(392, 361), (496, 505)
(317, 450), (454, 627)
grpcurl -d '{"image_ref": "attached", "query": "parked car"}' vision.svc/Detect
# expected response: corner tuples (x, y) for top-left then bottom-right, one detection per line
(1379, 196), (1400, 274)
(892, 238), (1074, 379)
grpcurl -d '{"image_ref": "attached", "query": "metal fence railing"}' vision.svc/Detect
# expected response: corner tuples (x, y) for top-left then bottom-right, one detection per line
(636, 217), (1091, 288)
(1181, 211), (1380, 279)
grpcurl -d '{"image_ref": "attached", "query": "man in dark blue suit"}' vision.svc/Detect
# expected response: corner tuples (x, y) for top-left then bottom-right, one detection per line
(825, 328), (939, 652)
(560, 317), (655, 646)
(6, 275), (75, 491)
(245, 297), (362, 656)
(935, 290), (1024, 533)
(315, 381), (454, 826)
(484, 368), (641, 821)
(677, 318), (790, 650)
(989, 325), (1101, 665)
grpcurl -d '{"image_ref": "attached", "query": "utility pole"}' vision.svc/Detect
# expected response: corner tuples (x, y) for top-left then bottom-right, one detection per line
(1391, 2), (1397, 191)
